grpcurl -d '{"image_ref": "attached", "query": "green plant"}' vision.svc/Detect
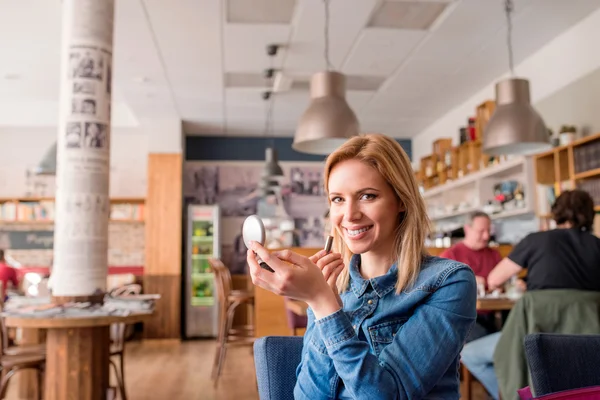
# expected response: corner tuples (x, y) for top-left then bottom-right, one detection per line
(559, 125), (576, 133)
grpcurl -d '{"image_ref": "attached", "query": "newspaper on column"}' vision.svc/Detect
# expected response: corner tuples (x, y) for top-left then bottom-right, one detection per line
(52, 0), (115, 296)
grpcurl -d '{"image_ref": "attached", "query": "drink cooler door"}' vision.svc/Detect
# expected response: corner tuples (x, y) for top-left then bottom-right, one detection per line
(185, 205), (220, 338)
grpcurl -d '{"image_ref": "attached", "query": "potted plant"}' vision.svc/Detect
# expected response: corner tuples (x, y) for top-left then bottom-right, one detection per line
(559, 125), (577, 145)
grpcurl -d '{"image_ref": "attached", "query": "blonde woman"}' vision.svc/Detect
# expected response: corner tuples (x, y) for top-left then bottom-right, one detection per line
(247, 134), (476, 399)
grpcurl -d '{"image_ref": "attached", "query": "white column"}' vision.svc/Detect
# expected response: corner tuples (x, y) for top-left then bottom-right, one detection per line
(52, 0), (115, 297)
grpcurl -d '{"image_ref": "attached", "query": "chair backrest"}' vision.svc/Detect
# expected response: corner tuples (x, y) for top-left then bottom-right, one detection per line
(109, 284), (142, 347)
(524, 333), (600, 396)
(283, 298), (307, 331)
(254, 336), (304, 400)
(208, 258), (231, 316)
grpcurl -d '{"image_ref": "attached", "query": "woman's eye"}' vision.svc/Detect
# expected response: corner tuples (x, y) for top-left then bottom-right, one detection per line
(330, 197), (342, 203)
(361, 193), (376, 200)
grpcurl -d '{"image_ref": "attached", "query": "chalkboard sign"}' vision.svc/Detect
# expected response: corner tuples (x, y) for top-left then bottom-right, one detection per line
(0, 230), (54, 250)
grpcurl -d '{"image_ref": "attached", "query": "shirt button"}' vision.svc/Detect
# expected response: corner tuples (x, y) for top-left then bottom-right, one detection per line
(353, 325), (357, 330)
(368, 300), (373, 305)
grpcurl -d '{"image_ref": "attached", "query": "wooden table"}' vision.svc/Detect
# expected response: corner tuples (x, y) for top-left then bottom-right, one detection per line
(5, 312), (152, 400)
(476, 297), (517, 311)
(284, 297), (517, 319)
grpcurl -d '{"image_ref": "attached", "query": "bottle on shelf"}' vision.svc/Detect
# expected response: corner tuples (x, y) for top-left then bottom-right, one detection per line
(467, 117), (477, 141)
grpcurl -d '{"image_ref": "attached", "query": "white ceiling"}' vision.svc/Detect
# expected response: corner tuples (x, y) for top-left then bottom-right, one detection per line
(0, 0), (599, 138)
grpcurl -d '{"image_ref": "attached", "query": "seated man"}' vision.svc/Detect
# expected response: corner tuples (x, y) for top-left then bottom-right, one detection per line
(461, 189), (600, 400)
(441, 211), (502, 341)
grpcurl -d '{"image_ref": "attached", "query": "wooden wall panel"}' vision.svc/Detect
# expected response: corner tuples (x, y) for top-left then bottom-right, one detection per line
(144, 153), (182, 339)
(143, 275), (181, 339)
(145, 154), (182, 276)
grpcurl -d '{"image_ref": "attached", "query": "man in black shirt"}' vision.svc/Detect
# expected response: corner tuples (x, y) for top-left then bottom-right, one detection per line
(462, 189), (600, 400)
(488, 189), (600, 291)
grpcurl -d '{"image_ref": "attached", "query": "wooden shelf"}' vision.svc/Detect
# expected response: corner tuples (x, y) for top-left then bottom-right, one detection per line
(0, 197), (144, 203)
(423, 157), (526, 199)
(431, 206), (533, 222)
(533, 132), (600, 231)
(0, 219), (144, 224)
(490, 208), (533, 220)
(425, 156), (535, 227)
(429, 206), (478, 221)
(574, 168), (600, 181)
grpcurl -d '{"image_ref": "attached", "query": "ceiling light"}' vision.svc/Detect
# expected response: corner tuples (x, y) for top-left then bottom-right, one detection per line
(483, 0), (550, 156)
(35, 142), (57, 176)
(292, 0), (359, 155)
(293, 71), (359, 154)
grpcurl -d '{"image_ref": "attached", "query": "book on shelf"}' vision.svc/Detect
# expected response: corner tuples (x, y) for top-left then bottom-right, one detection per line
(0, 199), (144, 222)
(109, 203), (145, 221)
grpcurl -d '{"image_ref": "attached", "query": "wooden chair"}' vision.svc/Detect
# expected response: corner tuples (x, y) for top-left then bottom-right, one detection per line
(109, 283), (142, 400)
(209, 259), (255, 387)
(0, 282), (46, 358)
(0, 316), (45, 399)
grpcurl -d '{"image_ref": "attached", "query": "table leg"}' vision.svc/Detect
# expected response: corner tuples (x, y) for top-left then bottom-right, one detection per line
(45, 326), (110, 400)
(17, 328), (43, 400)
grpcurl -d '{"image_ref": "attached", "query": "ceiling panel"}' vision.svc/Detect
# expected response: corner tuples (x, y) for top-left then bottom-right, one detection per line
(113, 0), (179, 120)
(142, 0), (223, 123)
(346, 91), (375, 111)
(0, 0), (60, 104)
(283, 0), (378, 75)
(368, 1), (449, 30)
(223, 24), (291, 72)
(226, 0), (296, 24)
(1, 0), (600, 140)
(342, 29), (426, 76)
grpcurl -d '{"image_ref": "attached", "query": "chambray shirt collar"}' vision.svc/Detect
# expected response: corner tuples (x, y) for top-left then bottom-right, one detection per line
(349, 254), (398, 298)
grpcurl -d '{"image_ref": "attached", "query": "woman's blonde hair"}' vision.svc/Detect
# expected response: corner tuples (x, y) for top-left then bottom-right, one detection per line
(324, 133), (430, 294)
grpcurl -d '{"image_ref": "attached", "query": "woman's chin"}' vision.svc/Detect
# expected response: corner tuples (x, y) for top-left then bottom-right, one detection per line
(345, 242), (371, 255)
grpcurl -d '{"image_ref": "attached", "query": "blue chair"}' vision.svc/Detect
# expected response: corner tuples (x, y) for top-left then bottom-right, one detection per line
(524, 333), (600, 396)
(254, 336), (303, 400)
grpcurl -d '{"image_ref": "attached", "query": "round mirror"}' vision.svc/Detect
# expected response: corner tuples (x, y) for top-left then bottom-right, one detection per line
(242, 215), (266, 249)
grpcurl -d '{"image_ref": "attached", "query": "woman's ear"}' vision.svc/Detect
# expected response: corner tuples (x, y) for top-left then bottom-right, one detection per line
(397, 199), (406, 214)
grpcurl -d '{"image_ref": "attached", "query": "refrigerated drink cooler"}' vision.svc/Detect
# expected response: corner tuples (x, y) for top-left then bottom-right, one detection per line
(184, 204), (220, 338)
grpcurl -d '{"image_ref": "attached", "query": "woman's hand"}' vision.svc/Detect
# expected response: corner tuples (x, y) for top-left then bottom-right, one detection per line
(247, 241), (341, 319)
(309, 250), (345, 306)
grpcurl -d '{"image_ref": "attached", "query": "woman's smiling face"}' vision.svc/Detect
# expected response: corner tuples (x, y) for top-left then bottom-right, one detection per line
(328, 159), (403, 257)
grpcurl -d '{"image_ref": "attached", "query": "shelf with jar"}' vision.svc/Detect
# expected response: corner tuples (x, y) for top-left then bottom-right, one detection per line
(0, 197), (145, 224)
(415, 101), (497, 191)
(533, 131), (600, 230)
(424, 155), (535, 223)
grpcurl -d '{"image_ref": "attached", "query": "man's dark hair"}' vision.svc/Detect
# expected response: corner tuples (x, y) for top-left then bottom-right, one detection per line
(551, 189), (595, 231)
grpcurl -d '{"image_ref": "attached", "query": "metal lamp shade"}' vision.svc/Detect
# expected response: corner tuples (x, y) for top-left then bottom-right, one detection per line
(293, 71), (359, 155)
(259, 176), (279, 196)
(35, 142), (57, 175)
(263, 147), (284, 178)
(483, 78), (550, 156)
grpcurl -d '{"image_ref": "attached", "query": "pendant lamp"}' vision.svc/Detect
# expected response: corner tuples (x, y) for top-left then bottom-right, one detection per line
(482, 0), (550, 156)
(292, 0), (359, 155)
(35, 141), (57, 175)
(263, 147), (283, 178)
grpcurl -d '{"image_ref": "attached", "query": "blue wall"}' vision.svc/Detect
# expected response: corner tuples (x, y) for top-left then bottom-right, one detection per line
(185, 136), (412, 161)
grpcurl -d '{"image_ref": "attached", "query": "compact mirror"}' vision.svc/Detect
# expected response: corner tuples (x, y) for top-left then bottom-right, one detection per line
(242, 215), (266, 248)
(242, 215), (273, 272)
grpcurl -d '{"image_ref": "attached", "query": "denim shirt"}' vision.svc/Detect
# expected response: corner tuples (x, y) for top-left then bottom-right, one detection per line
(294, 255), (477, 400)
